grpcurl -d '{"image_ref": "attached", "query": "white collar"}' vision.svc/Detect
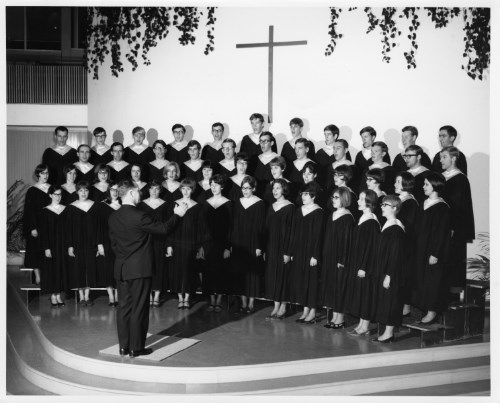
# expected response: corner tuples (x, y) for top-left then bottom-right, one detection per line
(399, 193), (418, 205)
(358, 212), (379, 226)
(207, 196), (230, 209)
(423, 197), (448, 210)
(219, 159), (235, 170)
(71, 200), (94, 212)
(407, 165), (429, 176)
(272, 199), (293, 211)
(207, 141), (223, 150)
(107, 160), (129, 171)
(362, 147), (372, 159)
(293, 158), (312, 171)
(240, 196), (261, 209)
(94, 182), (109, 192)
(52, 144), (72, 156)
(321, 144), (335, 156)
(61, 183), (75, 193)
(170, 140), (188, 151)
(184, 159), (203, 171)
(74, 161), (94, 174)
(34, 183), (50, 192)
(370, 161), (389, 169)
(443, 168), (462, 180)
(133, 181), (147, 190)
(199, 179), (211, 190)
(231, 175), (245, 187)
(129, 144), (147, 153)
(248, 133), (261, 145)
(143, 198), (165, 209)
(45, 204), (65, 214)
(301, 203), (321, 216)
(382, 218), (405, 232)
(375, 189), (387, 198)
(332, 209), (352, 221)
(106, 200), (121, 210)
(259, 152), (278, 165)
(332, 159), (353, 169)
(93, 144), (110, 155)
(150, 159), (169, 169)
(163, 181), (180, 192)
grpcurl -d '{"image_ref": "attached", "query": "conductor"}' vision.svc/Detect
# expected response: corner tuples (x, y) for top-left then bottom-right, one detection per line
(109, 179), (187, 357)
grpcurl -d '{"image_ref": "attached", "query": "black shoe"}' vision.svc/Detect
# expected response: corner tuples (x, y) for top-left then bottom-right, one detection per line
(371, 336), (395, 343)
(57, 301), (66, 307)
(331, 322), (345, 329)
(324, 322), (333, 329)
(303, 318), (316, 324)
(85, 299), (94, 307)
(129, 348), (153, 358)
(119, 348), (130, 356)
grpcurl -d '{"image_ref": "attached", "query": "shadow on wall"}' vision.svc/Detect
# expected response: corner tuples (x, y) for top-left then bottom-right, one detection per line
(468, 152), (489, 233)
(340, 126), (356, 157)
(382, 128), (400, 160)
(147, 128), (159, 145)
(112, 130), (124, 144)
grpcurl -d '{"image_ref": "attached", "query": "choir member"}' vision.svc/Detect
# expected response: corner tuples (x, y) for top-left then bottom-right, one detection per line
(404, 145), (431, 205)
(129, 163), (148, 199)
(325, 139), (357, 194)
(281, 118), (316, 173)
(182, 140), (204, 182)
(392, 126), (432, 173)
(253, 131), (279, 196)
(23, 164), (51, 285)
(96, 182), (120, 306)
(286, 138), (315, 186)
(201, 122), (225, 164)
(230, 176), (266, 313)
(264, 179), (295, 319)
(320, 187), (355, 329)
(354, 126), (391, 174)
(331, 165), (360, 221)
(286, 182), (324, 324)
(39, 185), (67, 307)
(365, 168), (387, 224)
(42, 126), (78, 185)
(262, 156), (291, 205)
(295, 162), (327, 209)
(167, 123), (190, 166)
(66, 180), (99, 306)
(90, 127), (112, 166)
(161, 161), (182, 206)
(394, 172), (420, 316)
(196, 160), (214, 203)
(91, 164), (111, 202)
(371, 195), (405, 343)
(415, 173), (451, 324)
(123, 126), (155, 180)
(240, 113), (274, 174)
(440, 146), (475, 295)
(137, 180), (169, 307)
(227, 152), (249, 203)
(74, 144), (95, 183)
(218, 138), (237, 178)
(166, 178), (204, 309)
(148, 140), (170, 182)
(432, 125), (467, 175)
(60, 165), (78, 205)
(367, 141), (395, 194)
(346, 190), (380, 336)
(107, 142), (130, 183)
(315, 124), (352, 187)
(202, 174), (232, 312)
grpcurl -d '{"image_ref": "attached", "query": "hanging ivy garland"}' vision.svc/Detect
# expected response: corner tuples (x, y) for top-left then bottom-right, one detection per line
(86, 7), (217, 79)
(324, 7), (490, 80)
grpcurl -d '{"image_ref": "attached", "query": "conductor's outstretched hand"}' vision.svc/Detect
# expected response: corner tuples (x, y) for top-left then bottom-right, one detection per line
(173, 202), (189, 217)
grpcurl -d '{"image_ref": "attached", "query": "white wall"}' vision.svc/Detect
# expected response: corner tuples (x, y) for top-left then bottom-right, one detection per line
(7, 105), (88, 127)
(87, 7), (489, 236)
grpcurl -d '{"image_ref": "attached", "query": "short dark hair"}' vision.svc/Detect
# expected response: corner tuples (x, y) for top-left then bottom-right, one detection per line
(270, 156), (286, 170)
(63, 164), (77, 176)
(94, 163), (111, 182)
(335, 139), (349, 149)
(117, 180), (135, 198)
(132, 126), (145, 136)
(152, 139), (168, 150)
(111, 142), (124, 151)
(76, 180), (90, 191)
(249, 113), (264, 123)
(383, 194), (402, 214)
(289, 117), (304, 127)
(366, 168), (385, 184)
(272, 178), (290, 197)
(402, 125), (418, 138)
(210, 174), (226, 188)
(425, 172), (446, 195)
(148, 179), (163, 189)
(301, 161), (318, 175)
(295, 137), (310, 148)
(441, 146), (460, 161)
(259, 131), (275, 144)
(77, 144), (91, 153)
(172, 123), (186, 133)
(212, 122), (224, 131)
(54, 126), (68, 135)
(235, 152), (249, 163)
(439, 125), (457, 139)
(241, 175), (257, 189)
(405, 144), (423, 157)
(396, 171), (415, 193)
(372, 141), (388, 154)
(360, 126), (376, 137)
(187, 140), (201, 150)
(334, 165), (353, 184)
(34, 164), (49, 178)
(202, 160), (214, 170)
(362, 189), (378, 212)
(222, 138), (236, 148)
(93, 127), (106, 136)
(301, 181), (320, 198)
(48, 185), (62, 195)
(180, 177), (197, 191)
(324, 124), (340, 136)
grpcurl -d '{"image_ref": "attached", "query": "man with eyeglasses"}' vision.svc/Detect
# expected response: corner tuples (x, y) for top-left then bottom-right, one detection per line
(42, 126), (78, 185)
(167, 123), (190, 166)
(218, 139), (237, 178)
(201, 122), (226, 164)
(403, 144), (430, 205)
(253, 132), (279, 196)
(392, 126), (432, 173)
(90, 127), (112, 166)
(431, 125), (468, 176)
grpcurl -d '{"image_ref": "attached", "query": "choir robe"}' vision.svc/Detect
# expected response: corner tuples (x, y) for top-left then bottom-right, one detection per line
(294, 182), (328, 210)
(182, 160), (204, 182)
(253, 153), (278, 197)
(240, 134), (276, 175)
(319, 211), (355, 311)
(124, 146), (155, 181)
(90, 147), (112, 166)
(392, 151), (432, 173)
(287, 158), (316, 187)
(325, 160), (359, 196)
(42, 146), (78, 185)
(442, 171), (475, 288)
(39, 205), (68, 294)
(107, 161), (130, 183)
(374, 193), (388, 227)
(345, 214), (380, 320)
(414, 199), (451, 312)
(281, 140), (316, 175)
(262, 178), (296, 206)
(408, 167), (431, 206)
(148, 160), (169, 182)
(230, 198), (266, 297)
(201, 199), (233, 295)
(166, 143), (189, 166)
(354, 149), (391, 174)
(95, 201), (119, 288)
(23, 185), (51, 268)
(359, 163), (396, 195)
(315, 146), (352, 187)
(166, 202), (204, 294)
(227, 177), (244, 204)
(218, 160), (236, 179)
(194, 182), (212, 204)
(397, 195), (420, 303)
(61, 185), (78, 205)
(74, 163), (95, 184)
(65, 202), (99, 289)
(137, 200), (169, 292)
(326, 185), (360, 220)
(286, 206), (324, 307)
(373, 220), (405, 326)
(160, 183), (182, 207)
(264, 202), (295, 301)
(90, 184), (109, 203)
(432, 150), (467, 176)
(201, 144), (224, 164)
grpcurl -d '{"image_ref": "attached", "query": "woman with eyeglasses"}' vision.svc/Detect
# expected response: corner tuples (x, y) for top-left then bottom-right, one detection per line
(294, 162), (326, 209)
(39, 185), (67, 307)
(23, 164), (52, 285)
(166, 178), (204, 310)
(286, 182), (324, 324)
(264, 178), (295, 319)
(230, 175), (266, 313)
(92, 163), (111, 202)
(149, 140), (170, 182)
(96, 182), (121, 306)
(414, 173), (450, 324)
(394, 172), (420, 317)
(365, 168), (387, 225)
(227, 152), (250, 203)
(346, 190), (380, 336)
(329, 165), (359, 220)
(320, 187), (355, 329)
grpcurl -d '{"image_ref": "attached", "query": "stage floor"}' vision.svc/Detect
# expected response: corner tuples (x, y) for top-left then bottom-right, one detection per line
(8, 266), (489, 368)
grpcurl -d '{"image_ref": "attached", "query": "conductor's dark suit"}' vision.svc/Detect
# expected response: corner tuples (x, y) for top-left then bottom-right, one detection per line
(109, 204), (179, 351)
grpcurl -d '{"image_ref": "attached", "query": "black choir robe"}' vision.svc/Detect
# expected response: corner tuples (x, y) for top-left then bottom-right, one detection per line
(281, 140), (316, 177)
(392, 151), (432, 174)
(107, 161), (131, 183)
(166, 143), (189, 166)
(42, 147), (78, 185)
(432, 150), (468, 176)
(201, 144), (224, 164)
(90, 147), (112, 166)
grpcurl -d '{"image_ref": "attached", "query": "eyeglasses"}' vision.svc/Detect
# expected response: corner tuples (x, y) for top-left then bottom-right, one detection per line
(259, 139), (271, 144)
(381, 202), (394, 208)
(402, 154), (417, 159)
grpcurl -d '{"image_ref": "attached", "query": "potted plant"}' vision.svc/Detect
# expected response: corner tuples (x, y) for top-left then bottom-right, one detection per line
(466, 232), (490, 305)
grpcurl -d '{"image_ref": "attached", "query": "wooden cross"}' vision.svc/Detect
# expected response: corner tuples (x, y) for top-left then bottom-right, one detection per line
(236, 26), (307, 123)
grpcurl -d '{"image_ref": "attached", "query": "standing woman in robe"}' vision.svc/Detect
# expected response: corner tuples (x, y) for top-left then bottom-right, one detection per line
(148, 140), (170, 182)
(365, 168), (387, 225)
(227, 152), (250, 203)
(415, 173), (451, 324)
(23, 164), (51, 285)
(66, 180), (99, 305)
(295, 162), (326, 209)
(60, 165), (78, 205)
(346, 190), (380, 336)
(137, 180), (169, 307)
(161, 161), (182, 206)
(129, 163), (149, 200)
(394, 172), (420, 316)
(371, 195), (405, 343)
(96, 182), (120, 306)
(92, 164), (111, 202)
(39, 185), (67, 307)
(196, 160), (215, 203)
(285, 181), (324, 324)
(230, 176), (266, 313)
(166, 178), (204, 309)
(320, 187), (355, 329)
(264, 179), (295, 319)
(202, 174), (232, 312)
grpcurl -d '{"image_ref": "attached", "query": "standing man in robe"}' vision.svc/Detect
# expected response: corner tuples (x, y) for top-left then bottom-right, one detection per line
(42, 126), (78, 185)
(392, 126), (432, 173)
(432, 125), (467, 175)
